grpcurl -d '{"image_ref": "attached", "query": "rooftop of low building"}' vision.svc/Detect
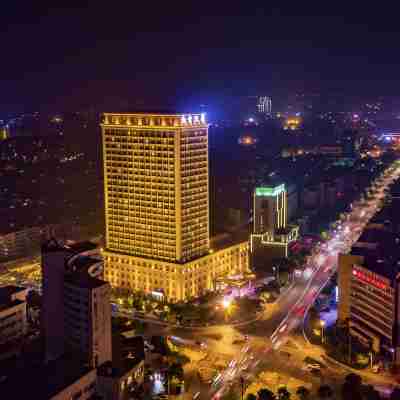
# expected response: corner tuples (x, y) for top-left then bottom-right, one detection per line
(97, 334), (144, 379)
(0, 285), (27, 311)
(210, 227), (250, 253)
(0, 352), (94, 400)
(42, 238), (97, 255)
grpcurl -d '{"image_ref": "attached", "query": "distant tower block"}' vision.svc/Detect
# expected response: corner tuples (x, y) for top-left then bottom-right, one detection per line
(253, 184), (287, 234)
(257, 96), (272, 115)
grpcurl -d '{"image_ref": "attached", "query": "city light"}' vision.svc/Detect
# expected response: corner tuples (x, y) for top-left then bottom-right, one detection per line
(255, 184), (285, 197)
(222, 298), (232, 309)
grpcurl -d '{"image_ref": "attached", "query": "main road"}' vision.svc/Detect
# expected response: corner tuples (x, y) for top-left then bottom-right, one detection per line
(210, 162), (400, 399)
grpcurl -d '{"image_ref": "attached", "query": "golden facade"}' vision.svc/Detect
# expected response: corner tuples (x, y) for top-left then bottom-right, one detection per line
(103, 241), (249, 301)
(102, 112), (209, 263)
(101, 112), (249, 301)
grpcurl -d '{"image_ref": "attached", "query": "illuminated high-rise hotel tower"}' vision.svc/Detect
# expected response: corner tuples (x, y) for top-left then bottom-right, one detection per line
(102, 112), (209, 263)
(101, 112), (249, 301)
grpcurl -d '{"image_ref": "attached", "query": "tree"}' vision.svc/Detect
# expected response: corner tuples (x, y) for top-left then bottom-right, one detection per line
(296, 386), (310, 400)
(168, 363), (184, 380)
(257, 388), (276, 400)
(364, 385), (381, 400)
(245, 394), (257, 400)
(277, 387), (291, 400)
(342, 373), (362, 400)
(317, 385), (333, 399)
(260, 291), (272, 303)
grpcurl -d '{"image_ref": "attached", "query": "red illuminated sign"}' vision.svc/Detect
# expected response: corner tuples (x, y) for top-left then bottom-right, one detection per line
(352, 269), (388, 290)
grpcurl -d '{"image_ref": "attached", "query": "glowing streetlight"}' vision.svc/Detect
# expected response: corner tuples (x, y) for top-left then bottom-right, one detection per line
(222, 298), (231, 309)
(320, 320), (326, 344)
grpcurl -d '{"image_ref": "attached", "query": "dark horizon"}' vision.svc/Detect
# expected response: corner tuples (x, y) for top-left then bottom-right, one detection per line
(3, 3), (400, 114)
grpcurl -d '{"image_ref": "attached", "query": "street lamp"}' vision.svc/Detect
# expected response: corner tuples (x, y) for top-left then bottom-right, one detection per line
(222, 298), (231, 309)
(222, 298), (232, 321)
(320, 320), (325, 344)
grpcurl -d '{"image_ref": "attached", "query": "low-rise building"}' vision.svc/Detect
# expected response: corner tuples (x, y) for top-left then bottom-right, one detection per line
(103, 232), (249, 301)
(0, 224), (72, 262)
(0, 354), (97, 400)
(0, 285), (28, 360)
(97, 334), (145, 400)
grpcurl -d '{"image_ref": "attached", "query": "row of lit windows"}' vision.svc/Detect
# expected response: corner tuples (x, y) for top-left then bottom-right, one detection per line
(108, 206), (176, 214)
(181, 229), (208, 238)
(108, 215), (175, 223)
(181, 143), (207, 149)
(108, 195), (175, 202)
(107, 170), (174, 179)
(106, 161), (175, 169)
(108, 210), (176, 219)
(107, 166), (174, 174)
(110, 221), (176, 236)
(109, 234), (176, 244)
(108, 244), (176, 255)
(107, 172), (175, 179)
(105, 136), (175, 144)
(106, 159), (175, 166)
(182, 238), (208, 248)
(108, 212), (175, 220)
(108, 248), (175, 261)
(107, 181), (175, 188)
(108, 205), (176, 213)
(107, 278), (179, 298)
(104, 128), (178, 136)
(106, 244), (248, 264)
(104, 138), (175, 151)
(181, 171), (207, 179)
(107, 173), (175, 180)
(108, 223), (175, 232)
(105, 148), (175, 159)
(109, 224), (175, 232)
(107, 182), (175, 189)
(106, 263), (231, 280)
(107, 270), (209, 286)
(180, 145), (207, 152)
(181, 188), (208, 197)
(108, 224), (175, 233)
(180, 135), (207, 141)
(108, 214), (176, 223)
(181, 157), (207, 165)
(105, 143), (175, 152)
(108, 241), (176, 252)
(104, 250), (248, 274)
(108, 198), (175, 205)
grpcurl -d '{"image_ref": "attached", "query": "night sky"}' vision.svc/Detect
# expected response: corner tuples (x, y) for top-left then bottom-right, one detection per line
(2, 3), (400, 114)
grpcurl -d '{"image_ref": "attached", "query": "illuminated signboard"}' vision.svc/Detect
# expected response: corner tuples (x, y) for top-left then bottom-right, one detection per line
(255, 184), (285, 197)
(352, 269), (388, 290)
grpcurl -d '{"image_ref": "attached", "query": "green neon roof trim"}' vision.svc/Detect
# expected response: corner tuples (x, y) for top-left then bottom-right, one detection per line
(255, 184), (285, 197)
